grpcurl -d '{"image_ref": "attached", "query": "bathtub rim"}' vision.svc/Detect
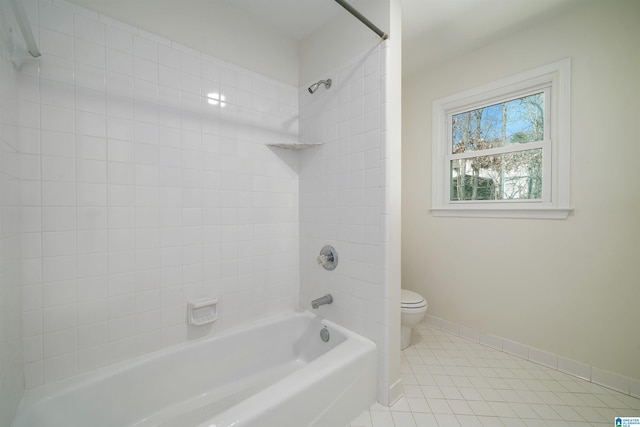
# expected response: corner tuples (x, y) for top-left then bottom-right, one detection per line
(13, 308), (375, 422)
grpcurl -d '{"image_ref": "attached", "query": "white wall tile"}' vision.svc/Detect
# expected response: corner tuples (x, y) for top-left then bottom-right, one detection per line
(22, 233), (42, 259)
(43, 231), (77, 256)
(41, 80), (75, 109)
(41, 181), (74, 206)
(43, 352), (77, 383)
(21, 253), (42, 286)
(107, 139), (134, 164)
(78, 344), (108, 372)
(76, 111), (106, 137)
(74, 14), (105, 45)
(77, 183), (107, 206)
(20, 180), (41, 206)
(39, 1), (73, 35)
(42, 156), (75, 181)
(77, 230), (107, 253)
(77, 275), (107, 300)
(77, 159), (107, 183)
(75, 63), (106, 91)
(76, 88), (106, 115)
(23, 336), (43, 364)
(77, 253), (108, 278)
(133, 36), (158, 62)
(42, 279), (77, 306)
(75, 39), (105, 68)
(106, 26), (133, 53)
(298, 44), (389, 403)
(43, 328), (77, 358)
(106, 49), (133, 76)
(134, 57), (158, 83)
(41, 104), (75, 133)
(77, 207), (107, 230)
(77, 136), (105, 160)
(78, 322), (107, 348)
(40, 56), (75, 85)
(181, 72), (201, 95)
(43, 304), (76, 332)
(108, 337), (135, 364)
(40, 28), (74, 60)
(107, 117), (134, 141)
(17, 3), (301, 389)
(181, 52), (201, 76)
(159, 45), (181, 69)
(0, 23), (24, 417)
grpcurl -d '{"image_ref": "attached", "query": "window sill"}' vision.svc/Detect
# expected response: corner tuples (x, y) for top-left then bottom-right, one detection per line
(430, 207), (574, 220)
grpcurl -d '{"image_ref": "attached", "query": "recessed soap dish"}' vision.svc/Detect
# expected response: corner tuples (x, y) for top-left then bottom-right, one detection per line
(187, 297), (218, 326)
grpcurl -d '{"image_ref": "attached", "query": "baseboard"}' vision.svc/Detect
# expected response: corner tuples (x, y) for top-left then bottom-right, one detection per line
(422, 314), (640, 399)
(387, 377), (404, 407)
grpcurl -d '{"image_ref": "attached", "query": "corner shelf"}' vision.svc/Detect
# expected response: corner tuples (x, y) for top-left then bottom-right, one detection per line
(266, 142), (322, 151)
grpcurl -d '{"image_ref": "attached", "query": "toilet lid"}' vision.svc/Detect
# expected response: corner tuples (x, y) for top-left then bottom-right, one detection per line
(401, 289), (426, 308)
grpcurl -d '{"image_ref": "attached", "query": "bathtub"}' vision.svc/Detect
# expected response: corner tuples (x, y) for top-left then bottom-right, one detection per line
(12, 310), (377, 427)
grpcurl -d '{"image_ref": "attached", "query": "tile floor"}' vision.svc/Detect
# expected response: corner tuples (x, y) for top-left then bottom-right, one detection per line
(349, 323), (640, 427)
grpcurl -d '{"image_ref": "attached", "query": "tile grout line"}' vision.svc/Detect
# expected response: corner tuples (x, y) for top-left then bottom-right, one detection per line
(422, 314), (639, 399)
(350, 322), (640, 427)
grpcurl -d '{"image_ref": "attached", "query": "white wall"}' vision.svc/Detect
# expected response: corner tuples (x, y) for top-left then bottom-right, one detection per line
(403, 0), (640, 387)
(298, 0), (391, 87)
(298, 42), (392, 404)
(63, 0), (299, 86)
(19, 0), (300, 387)
(0, 2), (25, 423)
(298, 0), (402, 406)
(385, 0), (402, 406)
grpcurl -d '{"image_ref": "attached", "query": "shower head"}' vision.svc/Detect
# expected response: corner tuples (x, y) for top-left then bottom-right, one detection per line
(308, 79), (332, 94)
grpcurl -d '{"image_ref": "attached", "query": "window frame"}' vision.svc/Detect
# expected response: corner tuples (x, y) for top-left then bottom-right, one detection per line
(431, 58), (573, 219)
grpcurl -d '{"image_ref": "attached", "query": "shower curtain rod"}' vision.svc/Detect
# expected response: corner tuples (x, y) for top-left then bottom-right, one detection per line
(334, 0), (389, 40)
(8, 0), (41, 58)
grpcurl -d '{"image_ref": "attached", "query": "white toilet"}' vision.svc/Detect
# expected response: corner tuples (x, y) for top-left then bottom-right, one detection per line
(400, 289), (428, 350)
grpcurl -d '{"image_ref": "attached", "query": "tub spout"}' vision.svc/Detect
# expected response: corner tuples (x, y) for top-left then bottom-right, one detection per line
(311, 294), (333, 309)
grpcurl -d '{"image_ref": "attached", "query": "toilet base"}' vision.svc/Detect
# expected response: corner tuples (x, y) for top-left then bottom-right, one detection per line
(401, 325), (413, 350)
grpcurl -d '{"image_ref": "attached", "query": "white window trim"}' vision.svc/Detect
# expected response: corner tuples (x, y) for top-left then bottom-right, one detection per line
(431, 58), (573, 220)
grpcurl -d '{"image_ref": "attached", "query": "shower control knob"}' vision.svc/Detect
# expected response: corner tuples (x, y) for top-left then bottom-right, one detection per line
(317, 245), (338, 270)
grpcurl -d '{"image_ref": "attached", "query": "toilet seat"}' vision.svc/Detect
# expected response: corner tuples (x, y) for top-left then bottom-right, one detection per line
(401, 289), (427, 310)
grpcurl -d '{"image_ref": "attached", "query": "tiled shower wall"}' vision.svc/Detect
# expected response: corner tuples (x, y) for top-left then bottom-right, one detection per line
(298, 42), (392, 402)
(19, 0), (300, 388)
(0, 3), (25, 423)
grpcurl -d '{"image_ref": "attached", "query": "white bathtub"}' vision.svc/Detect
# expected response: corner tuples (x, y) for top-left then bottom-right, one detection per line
(12, 310), (377, 427)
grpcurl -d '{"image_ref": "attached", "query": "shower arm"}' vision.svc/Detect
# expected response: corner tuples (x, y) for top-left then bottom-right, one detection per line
(334, 0), (389, 40)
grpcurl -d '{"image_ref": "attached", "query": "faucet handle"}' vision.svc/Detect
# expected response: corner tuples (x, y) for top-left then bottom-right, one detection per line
(317, 245), (338, 270)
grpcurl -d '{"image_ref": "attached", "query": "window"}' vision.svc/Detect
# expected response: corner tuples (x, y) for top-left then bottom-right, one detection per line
(431, 59), (572, 219)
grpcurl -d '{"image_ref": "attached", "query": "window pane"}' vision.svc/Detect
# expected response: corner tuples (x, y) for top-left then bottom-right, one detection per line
(451, 93), (544, 154)
(450, 149), (543, 201)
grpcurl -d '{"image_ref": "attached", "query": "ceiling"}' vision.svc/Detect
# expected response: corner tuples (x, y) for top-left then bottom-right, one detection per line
(402, 0), (580, 74)
(65, 0), (580, 76)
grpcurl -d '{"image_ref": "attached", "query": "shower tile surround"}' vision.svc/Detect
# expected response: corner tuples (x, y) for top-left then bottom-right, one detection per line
(13, 0), (396, 402)
(0, 3), (24, 424)
(298, 42), (392, 402)
(18, 0), (303, 387)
